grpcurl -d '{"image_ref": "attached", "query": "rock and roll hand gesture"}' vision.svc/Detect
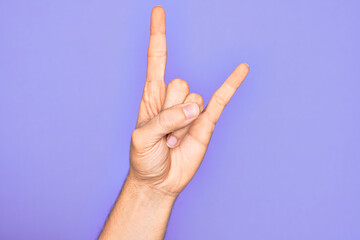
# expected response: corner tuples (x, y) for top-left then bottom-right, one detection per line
(99, 6), (249, 240)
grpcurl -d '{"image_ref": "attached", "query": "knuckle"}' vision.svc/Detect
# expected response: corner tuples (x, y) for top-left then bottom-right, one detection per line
(147, 50), (167, 57)
(213, 91), (228, 107)
(131, 129), (143, 148)
(188, 93), (204, 105)
(168, 78), (190, 92)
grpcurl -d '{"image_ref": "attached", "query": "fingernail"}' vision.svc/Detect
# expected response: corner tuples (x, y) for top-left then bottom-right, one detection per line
(183, 103), (199, 119)
(167, 135), (178, 148)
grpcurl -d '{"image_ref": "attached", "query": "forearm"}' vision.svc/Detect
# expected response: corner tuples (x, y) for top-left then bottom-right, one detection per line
(99, 172), (176, 240)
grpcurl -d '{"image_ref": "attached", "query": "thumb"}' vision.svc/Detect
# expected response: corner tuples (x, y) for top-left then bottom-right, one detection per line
(132, 103), (200, 147)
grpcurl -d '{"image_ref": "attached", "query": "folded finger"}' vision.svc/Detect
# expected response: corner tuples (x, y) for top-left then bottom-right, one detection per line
(162, 78), (189, 110)
(166, 93), (204, 148)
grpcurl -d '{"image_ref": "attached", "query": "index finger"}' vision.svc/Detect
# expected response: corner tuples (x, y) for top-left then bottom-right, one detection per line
(204, 63), (249, 124)
(147, 6), (167, 83)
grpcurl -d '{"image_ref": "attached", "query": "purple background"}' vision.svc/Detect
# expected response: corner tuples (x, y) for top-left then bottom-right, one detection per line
(1, 0), (359, 239)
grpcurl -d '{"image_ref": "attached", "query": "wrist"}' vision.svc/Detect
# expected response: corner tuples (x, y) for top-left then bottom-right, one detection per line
(99, 170), (176, 240)
(126, 170), (177, 205)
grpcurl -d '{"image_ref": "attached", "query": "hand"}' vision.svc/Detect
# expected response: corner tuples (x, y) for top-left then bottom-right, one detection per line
(99, 6), (249, 239)
(129, 6), (249, 198)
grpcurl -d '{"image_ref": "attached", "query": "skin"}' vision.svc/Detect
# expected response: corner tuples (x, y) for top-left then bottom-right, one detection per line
(99, 6), (249, 240)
